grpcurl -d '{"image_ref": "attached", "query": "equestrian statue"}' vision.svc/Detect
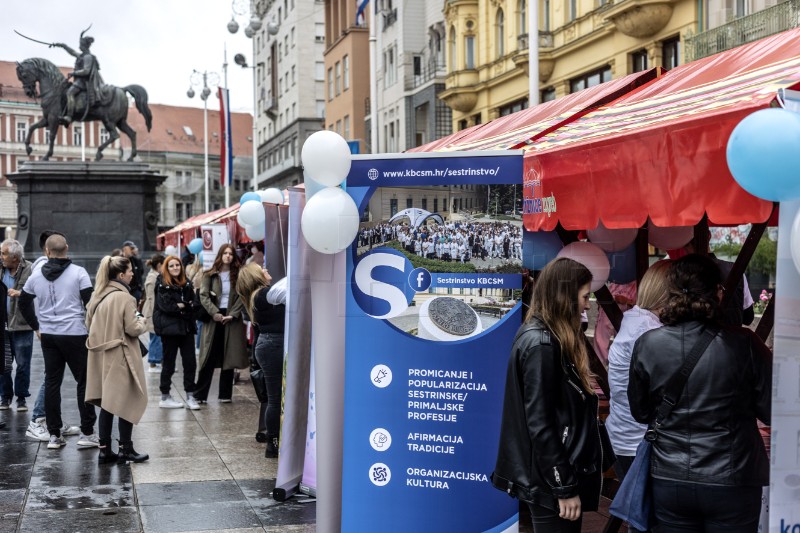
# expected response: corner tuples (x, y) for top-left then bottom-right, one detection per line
(15, 26), (152, 162)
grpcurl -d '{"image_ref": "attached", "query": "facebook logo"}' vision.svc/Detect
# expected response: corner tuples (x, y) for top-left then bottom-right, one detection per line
(409, 268), (432, 292)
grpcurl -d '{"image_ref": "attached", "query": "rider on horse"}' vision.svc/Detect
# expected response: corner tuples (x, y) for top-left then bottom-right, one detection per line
(50, 27), (105, 125)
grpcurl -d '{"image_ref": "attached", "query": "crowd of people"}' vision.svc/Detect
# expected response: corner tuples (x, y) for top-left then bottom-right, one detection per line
(357, 221), (523, 263)
(0, 231), (283, 462)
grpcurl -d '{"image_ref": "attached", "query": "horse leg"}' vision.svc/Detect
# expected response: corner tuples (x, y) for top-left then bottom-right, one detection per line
(95, 120), (119, 161)
(24, 117), (48, 157)
(118, 120), (137, 161)
(45, 117), (59, 160)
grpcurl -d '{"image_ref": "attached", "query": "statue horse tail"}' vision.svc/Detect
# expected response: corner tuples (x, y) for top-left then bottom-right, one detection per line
(125, 84), (152, 132)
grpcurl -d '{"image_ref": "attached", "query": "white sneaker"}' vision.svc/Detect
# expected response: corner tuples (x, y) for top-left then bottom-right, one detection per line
(147, 365), (161, 373)
(47, 434), (66, 449)
(185, 396), (201, 410)
(61, 423), (80, 436)
(26, 418), (49, 441)
(159, 396), (184, 409)
(77, 433), (100, 447)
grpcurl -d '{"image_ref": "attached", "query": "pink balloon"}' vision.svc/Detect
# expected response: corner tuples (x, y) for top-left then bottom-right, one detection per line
(647, 220), (693, 251)
(556, 241), (610, 292)
(587, 221), (638, 252)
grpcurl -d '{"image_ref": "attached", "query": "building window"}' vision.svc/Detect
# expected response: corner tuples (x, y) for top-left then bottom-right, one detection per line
(44, 129), (51, 144)
(662, 36), (680, 70)
(327, 67), (333, 100)
(16, 121), (28, 143)
(99, 127), (110, 144)
(343, 55), (350, 90)
(631, 49), (649, 73)
(335, 61), (341, 95)
(213, 179), (221, 190)
(569, 65), (612, 92)
(433, 198), (438, 212)
(390, 198), (398, 216)
(458, 119), (469, 130)
(499, 98), (528, 116)
(569, 0), (577, 21)
(544, 0), (551, 30)
(73, 125), (82, 145)
(406, 198), (413, 209)
(496, 9), (505, 57)
(541, 87), (556, 102)
(519, 0), (527, 34)
(185, 203), (193, 218)
(336, 119), (342, 135)
(315, 61), (325, 81)
(344, 115), (350, 139)
(449, 26), (457, 72)
(465, 36), (475, 69)
(384, 46), (396, 87)
(175, 203), (184, 221)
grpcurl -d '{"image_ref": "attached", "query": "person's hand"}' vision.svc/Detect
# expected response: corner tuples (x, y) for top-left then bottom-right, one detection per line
(176, 303), (185, 309)
(34, 330), (41, 340)
(221, 315), (233, 325)
(67, 72), (74, 79)
(557, 496), (581, 521)
(7, 288), (20, 298)
(213, 313), (224, 322)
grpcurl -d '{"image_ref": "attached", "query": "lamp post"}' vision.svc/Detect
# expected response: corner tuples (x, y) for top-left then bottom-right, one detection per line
(227, 0), (278, 38)
(187, 69), (220, 214)
(234, 53), (266, 192)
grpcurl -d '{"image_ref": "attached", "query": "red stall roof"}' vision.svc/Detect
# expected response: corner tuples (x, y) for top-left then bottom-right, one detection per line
(523, 28), (800, 231)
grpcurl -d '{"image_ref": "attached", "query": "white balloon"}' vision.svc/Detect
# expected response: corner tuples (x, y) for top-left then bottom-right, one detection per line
(259, 188), (284, 204)
(587, 221), (638, 252)
(301, 187), (360, 254)
(791, 209), (800, 275)
(164, 245), (178, 257)
(556, 241), (611, 293)
(301, 130), (352, 188)
(239, 200), (265, 226)
(647, 220), (694, 250)
(236, 210), (247, 228)
(245, 223), (265, 241)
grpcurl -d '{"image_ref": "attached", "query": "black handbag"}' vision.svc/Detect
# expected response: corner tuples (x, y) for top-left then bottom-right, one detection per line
(139, 338), (148, 358)
(598, 419), (616, 472)
(250, 364), (269, 403)
(609, 327), (719, 531)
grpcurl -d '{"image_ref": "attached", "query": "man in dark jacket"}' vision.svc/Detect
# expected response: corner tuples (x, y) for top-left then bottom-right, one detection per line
(122, 240), (145, 303)
(0, 239), (34, 411)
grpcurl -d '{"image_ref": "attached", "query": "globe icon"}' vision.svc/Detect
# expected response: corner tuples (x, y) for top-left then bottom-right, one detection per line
(368, 168), (379, 181)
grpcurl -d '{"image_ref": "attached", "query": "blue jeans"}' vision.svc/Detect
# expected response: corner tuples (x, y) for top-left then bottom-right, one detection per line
(148, 334), (163, 364)
(0, 330), (34, 400)
(32, 381), (45, 419)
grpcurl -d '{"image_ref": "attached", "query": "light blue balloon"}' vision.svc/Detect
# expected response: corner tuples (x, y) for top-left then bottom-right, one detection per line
(303, 171), (326, 200)
(522, 229), (563, 271)
(240, 191), (261, 205)
(188, 237), (203, 255)
(726, 108), (800, 202)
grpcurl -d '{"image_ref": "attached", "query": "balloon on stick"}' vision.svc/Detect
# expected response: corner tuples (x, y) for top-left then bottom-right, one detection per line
(188, 238), (203, 255)
(239, 200), (266, 226)
(726, 108), (800, 202)
(301, 130), (352, 187)
(791, 209), (800, 275)
(647, 220), (693, 250)
(164, 245), (178, 257)
(587, 221), (638, 252)
(556, 241), (610, 292)
(301, 187), (360, 254)
(240, 191), (261, 205)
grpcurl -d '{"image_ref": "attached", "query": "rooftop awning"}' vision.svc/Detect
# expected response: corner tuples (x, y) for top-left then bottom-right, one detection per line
(523, 27), (800, 231)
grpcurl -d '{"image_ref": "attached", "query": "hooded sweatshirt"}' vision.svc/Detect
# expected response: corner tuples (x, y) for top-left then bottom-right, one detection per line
(19, 258), (93, 335)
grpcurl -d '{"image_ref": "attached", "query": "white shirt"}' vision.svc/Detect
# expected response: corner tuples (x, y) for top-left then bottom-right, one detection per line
(605, 306), (663, 456)
(218, 271), (231, 310)
(22, 263), (92, 335)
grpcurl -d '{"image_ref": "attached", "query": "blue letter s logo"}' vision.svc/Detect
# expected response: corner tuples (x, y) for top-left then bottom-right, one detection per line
(353, 249), (416, 319)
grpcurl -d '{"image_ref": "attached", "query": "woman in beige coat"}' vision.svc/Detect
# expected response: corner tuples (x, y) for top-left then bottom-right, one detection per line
(85, 256), (149, 465)
(195, 244), (249, 403)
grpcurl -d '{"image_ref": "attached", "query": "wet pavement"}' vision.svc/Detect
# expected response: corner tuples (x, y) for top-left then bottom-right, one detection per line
(0, 340), (315, 533)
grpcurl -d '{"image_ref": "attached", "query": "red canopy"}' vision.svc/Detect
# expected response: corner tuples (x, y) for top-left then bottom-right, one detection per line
(523, 28), (800, 231)
(157, 205), (239, 249)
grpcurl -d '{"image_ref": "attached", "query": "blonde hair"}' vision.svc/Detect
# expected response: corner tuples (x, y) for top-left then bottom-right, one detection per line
(236, 263), (270, 319)
(527, 257), (594, 392)
(636, 259), (672, 312)
(92, 255), (131, 301)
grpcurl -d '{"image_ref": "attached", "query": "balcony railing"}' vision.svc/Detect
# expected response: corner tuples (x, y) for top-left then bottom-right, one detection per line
(408, 59), (447, 90)
(686, 0), (800, 61)
(383, 8), (398, 30)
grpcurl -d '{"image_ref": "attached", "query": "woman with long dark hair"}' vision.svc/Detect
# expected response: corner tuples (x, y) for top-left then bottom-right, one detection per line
(629, 254), (771, 532)
(493, 257), (603, 532)
(195, 244), (249, 403)
(236, 263), (286, 457)
(153, 255), (199, 410)
(85, 256), (149, 464)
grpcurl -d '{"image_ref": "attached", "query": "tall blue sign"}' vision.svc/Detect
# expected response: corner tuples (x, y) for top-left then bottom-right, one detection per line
(342, 151), (523, 532)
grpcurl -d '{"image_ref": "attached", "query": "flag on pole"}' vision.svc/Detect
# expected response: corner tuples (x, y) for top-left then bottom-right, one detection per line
(356, 0), (369, 25)
(218, 87), (233, 188)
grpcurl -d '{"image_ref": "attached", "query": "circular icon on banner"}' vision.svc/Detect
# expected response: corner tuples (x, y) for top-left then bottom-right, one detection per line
(368, 168), (379, 181)
(369, 463), (391, 486)
(369, 428), (392, 451)
(408, 267), (432, 292)
(370, 364), (392, 388)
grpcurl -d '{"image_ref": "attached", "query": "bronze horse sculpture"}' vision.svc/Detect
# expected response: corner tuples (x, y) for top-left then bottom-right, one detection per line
(16, 57), (152, 161)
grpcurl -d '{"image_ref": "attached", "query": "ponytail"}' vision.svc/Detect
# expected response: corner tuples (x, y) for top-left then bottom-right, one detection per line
(91, 255), (132, 305)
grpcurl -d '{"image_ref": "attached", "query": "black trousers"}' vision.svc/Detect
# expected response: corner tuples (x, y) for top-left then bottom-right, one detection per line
(253, 332), (283, 438)
(160, 334), (197, 395)
(98, 408), (133, 444)
(651, 478), (762, 533)
(527, 503), (582, 533)
(194, 316), (233, 401)
(41, 333), (97, 437)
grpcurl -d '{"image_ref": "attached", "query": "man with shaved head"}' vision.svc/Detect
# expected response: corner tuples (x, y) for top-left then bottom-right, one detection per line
(19, 234), (97, 450)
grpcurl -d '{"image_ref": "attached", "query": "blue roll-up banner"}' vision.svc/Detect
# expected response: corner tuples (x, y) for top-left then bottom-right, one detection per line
(341, 151), (523, 532)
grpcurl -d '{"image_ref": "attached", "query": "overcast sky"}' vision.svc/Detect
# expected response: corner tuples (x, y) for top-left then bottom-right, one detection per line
(1, 0), (256, 113)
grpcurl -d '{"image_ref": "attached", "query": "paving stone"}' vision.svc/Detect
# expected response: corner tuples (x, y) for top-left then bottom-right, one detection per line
(131, 456), (232, 484)
(29, 457), (132, 488)
(25, 483), (134, 511)
(0, 488), (25, 515)
(136, 480), (245, 506)
(238, 479), (316, 527)
(0, 464), (33, 491)
(18, 506), (141, 533)
(140, 500), (262, 533)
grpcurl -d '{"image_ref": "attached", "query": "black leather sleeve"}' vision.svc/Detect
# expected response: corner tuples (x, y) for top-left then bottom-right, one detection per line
(18, 290), (39, 331)
(519, 337), (578, 499)
(748, 330), (772, 425)
(628, 336), (653, 425)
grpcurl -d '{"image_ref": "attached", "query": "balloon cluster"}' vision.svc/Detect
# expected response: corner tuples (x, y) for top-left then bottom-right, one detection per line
(300, 131), (359, 254)
(236, 188), (284, 241)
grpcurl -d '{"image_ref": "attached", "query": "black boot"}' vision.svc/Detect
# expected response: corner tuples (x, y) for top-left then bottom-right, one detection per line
(118, 441), (149, 464)
(265, 436), (279, 458)
(98, 439), (119, 465)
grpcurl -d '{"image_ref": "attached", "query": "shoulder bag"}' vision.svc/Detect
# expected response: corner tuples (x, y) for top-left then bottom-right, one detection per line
(609, 327), (718, 531)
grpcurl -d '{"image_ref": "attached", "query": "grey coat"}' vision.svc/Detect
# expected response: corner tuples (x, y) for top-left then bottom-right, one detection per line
(2, 259), (33, 331)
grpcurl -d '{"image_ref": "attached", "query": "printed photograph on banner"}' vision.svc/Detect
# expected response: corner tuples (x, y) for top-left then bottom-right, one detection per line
(352, 185), (523, 342)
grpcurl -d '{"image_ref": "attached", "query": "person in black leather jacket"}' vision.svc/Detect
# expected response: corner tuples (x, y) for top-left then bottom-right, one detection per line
(493, 258), (603, 532)
(629, 254), (772, 532)
(152, 256), (199, 410)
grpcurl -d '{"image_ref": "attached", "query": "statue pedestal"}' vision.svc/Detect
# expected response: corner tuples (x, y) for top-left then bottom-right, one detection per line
(9, 161), (165, 272)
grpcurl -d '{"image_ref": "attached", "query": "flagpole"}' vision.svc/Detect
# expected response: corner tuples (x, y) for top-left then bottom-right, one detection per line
(224, 46), (231, 208)
(369, 1), (378, 154)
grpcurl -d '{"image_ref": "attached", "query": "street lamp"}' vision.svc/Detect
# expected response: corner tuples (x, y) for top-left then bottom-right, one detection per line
(187, 69), (220, 214)
(234, 53), (265, 192)
(227, 0), (278, 38)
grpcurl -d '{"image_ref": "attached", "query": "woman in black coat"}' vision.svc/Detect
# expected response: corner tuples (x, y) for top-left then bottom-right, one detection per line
(153, 255), (199, 410)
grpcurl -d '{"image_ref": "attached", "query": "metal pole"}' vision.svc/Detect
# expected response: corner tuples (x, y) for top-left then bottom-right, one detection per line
(223, 49), (231, 208)
(369, 6), (378, 153)
(252, 65), (258, 191)
(203, 96), (210, 214)
(528, 0), (539, 106)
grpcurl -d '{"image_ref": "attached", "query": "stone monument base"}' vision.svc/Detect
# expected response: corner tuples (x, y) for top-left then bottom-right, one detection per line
(9, 161), (165, 274)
